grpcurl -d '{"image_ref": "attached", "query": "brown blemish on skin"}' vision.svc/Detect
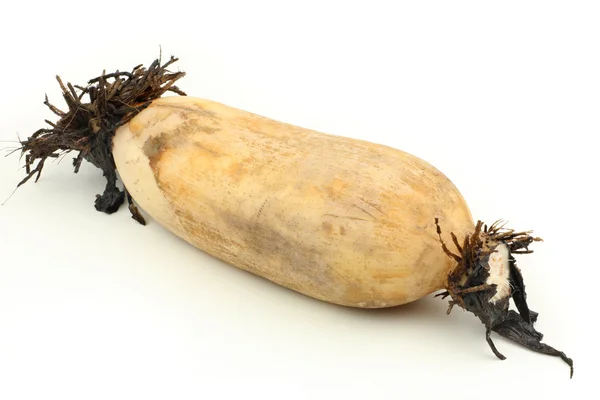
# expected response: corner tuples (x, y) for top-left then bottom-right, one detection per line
(142, 132), (193, 169)
(326, 178), (349, 200)
(129, 101), (221, 139)
(322, 221), (348, 236)
(142, 125), (223, 171)
(142, 134), (167, 168)
(199, 125), (220, 135)
(151, 101), (220, 120)
(225, 159), (251, 183)
(173, 118), (221, 137)
(129, 119), (145, 135)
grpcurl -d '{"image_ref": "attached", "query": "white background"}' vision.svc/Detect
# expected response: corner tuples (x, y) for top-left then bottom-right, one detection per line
(0, 1), (597, 398)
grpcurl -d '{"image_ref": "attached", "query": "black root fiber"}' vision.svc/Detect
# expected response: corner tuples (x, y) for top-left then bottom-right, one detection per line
(435, 218), (574, 378)
(16, 55), (187, 224)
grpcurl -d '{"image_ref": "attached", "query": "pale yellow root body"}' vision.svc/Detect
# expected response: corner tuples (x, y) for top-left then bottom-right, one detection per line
(112, 96), (474, 308)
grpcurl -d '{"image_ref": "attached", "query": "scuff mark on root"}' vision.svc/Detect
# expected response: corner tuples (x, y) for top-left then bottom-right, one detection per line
(15, 55), (187, 224)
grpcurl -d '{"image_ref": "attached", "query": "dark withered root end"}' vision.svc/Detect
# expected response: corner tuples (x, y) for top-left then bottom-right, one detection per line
(16, 55), (187, 225)
(434, 218), (574, 378)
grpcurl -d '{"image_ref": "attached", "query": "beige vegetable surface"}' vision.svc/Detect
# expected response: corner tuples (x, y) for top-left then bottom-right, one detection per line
(15, 56), (573, 376)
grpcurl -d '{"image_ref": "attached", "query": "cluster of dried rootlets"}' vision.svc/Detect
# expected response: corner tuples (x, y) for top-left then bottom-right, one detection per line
(18, 56), (186, 222)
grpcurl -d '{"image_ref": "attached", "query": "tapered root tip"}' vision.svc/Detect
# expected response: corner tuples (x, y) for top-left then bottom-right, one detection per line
(493, 311), (574, 378)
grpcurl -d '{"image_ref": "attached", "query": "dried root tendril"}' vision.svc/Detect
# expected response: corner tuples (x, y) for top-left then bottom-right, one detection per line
(434, 218), (573, 378)
(16, 55), (187, 224)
